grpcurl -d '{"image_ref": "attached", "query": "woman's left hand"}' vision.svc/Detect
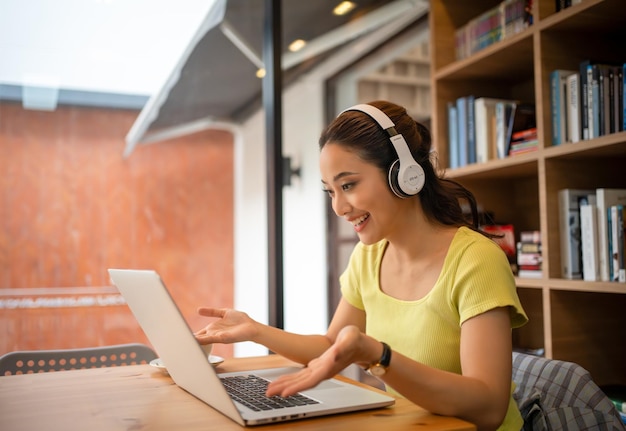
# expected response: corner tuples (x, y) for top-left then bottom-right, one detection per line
(265, 325), (368, 397)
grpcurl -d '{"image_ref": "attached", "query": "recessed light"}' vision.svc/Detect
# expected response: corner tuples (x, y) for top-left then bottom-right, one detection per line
(333, 1), (356, 16)
(288, 39), (307, 52)
(256, 68), (266, 78)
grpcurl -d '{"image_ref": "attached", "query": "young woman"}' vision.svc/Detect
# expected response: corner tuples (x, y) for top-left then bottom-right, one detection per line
(195, 100), (528, 431)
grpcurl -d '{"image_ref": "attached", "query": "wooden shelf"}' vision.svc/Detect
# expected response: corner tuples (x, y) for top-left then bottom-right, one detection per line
(431, 0), (626, 387)
(357, 39), (431, 122)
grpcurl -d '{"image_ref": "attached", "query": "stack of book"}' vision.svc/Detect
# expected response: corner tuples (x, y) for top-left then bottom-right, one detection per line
(447, 97), (536, 168)
(559, 188), (626, 282)
(508, 127), (538, 156)
(549, 60), (625, 146)
(517, 230), (542, 279)
(455, 0), (533, 61)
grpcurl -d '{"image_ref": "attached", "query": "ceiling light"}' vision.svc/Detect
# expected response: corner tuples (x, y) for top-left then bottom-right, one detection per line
(256, 68), (266, 78)
(333, 1), (356, 16)
(288, 39), (307, 52)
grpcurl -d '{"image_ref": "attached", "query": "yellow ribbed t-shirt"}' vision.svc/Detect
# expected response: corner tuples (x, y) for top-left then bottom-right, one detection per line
(340, 226), (528, 431)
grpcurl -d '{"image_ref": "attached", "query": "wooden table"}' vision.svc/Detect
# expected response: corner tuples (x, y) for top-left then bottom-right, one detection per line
(0, 354), (475, 431)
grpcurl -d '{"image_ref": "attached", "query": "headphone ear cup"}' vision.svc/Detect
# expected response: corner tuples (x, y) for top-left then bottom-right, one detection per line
(388, 159), (425, 198)
(388, 160), (410, 198)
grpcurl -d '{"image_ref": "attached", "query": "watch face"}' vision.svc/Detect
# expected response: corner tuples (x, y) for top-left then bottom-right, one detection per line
(368, 364), (386, 376)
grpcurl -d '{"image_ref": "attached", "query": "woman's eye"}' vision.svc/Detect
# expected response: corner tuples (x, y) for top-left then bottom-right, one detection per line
(341, 183), (353, 191)
(322, 188), (334, 196)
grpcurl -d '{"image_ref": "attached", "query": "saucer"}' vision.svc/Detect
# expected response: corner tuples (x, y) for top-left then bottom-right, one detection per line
(149, 355), (224, 374)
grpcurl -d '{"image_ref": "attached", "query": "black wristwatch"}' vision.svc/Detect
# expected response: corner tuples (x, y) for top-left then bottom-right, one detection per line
(365, 342), (391, 377)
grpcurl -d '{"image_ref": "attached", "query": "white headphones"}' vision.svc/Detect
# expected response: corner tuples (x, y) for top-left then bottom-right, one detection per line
(341, 104), (425, 198)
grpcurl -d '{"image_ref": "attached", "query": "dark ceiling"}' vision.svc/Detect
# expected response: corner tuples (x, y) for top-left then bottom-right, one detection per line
(130, 0), (400, 144)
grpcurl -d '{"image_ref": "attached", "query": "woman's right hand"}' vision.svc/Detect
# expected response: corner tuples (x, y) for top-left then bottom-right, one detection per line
(193, 307), (259, 345)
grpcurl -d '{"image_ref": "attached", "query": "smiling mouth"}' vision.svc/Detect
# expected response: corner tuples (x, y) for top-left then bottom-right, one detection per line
(352, 214), (370, 227)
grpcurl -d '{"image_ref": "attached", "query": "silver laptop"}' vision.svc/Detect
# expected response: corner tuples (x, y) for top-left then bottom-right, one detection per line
(108, 269), (395, 426)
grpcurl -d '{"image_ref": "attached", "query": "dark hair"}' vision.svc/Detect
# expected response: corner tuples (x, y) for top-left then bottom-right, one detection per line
(319, 100), (485, 233)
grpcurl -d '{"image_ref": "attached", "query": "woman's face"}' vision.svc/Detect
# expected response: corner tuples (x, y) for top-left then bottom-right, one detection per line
(320, 142), (401, 244)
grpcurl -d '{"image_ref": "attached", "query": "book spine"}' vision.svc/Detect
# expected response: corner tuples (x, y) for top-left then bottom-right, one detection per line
(621, 63), (626, 130)
(467, 95), (476, 164)
(518, 269), (543, 279)
(551, 70), (562, 145)
(447, 102), (459, 169)
(591, 65), (600, 139)
(617, 205), (625, 282)
(596, 189), (626, 281)
(609, 67), (616, 134)
(495, 102), (505, 158)
(609, 206), (617, 281)
(505, 102), (517, 157)
(599, 65), (611, 136)
(579, 60), (590, 139)
(474, 98), (488, 164)
(558, 189), (594, 279)
(456, 97), (468, 167)
(587, 64), (595, 139)
(616, 65), (624, 132)
(567, 73), (580, 143)
(580, 204), (599, 281)
(520, 230), (541, 243)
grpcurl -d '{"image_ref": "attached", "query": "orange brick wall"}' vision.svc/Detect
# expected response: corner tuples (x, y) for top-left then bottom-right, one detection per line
(0, 102), (234, 359)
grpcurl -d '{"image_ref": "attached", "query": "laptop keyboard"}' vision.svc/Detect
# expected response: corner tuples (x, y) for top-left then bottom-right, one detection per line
(220, 375), (320, 412)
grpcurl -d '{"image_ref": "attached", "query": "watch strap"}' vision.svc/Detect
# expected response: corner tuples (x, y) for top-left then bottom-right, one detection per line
(378, 341), (391, 368)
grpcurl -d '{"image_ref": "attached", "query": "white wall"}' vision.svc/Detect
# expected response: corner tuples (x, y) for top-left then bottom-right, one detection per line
(233, 78), (328, 357)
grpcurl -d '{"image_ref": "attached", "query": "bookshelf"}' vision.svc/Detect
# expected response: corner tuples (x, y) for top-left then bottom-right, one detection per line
(430, 0), (626, 388)
(358, 41), (431, 122)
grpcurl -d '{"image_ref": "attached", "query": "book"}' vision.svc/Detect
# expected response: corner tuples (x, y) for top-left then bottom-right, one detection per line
(504, 103), (536, 155)
(520, 230), (541, 243)
(467, 94), (476, 164)
(621, 63), (626, 130)
(495, 101), (517, 158)
(517, 253), (542, 266)
(551, 69), (575, 145)
(510, 103), (536, 136)
(579, 59), (592, 140)
(580, 203), (600, 281)
(609, 66), (617, 134)
(598, 64), (611, 136)
(587, 63), (616, 139)
(558, 188), (594, 279)
(566, 72), (581, 143)
(456, 96), (469, 167)
(447, 102), (459, 169)
(613, 205), (626, 283)
(474, 98), (517, 163)
(509, 139), (538, 156)
(596, 189), (626, 281)
(516, 230), (542, 278)
(609, 205), (625, 282)
(518, 241), (541, 253)
(511, 127), (537, 141)
(518, 269), (543, 279)
(613, 65), (624, 133)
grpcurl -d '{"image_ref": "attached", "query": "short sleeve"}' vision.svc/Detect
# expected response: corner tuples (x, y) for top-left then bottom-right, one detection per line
(450, 232), (528, 328)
